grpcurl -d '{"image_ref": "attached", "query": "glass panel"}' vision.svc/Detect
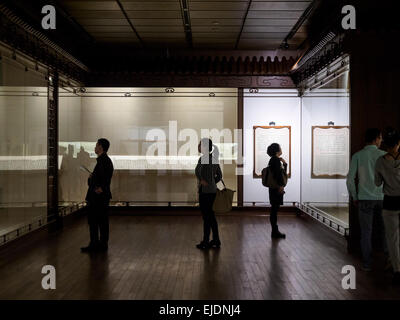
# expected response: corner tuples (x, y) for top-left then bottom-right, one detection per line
(0, 57), (48, 237)
(58, 88), (238, 205)
(58, 88), (84, 206)
(243, 89), (301, 206)
(301, 71), (350, 227)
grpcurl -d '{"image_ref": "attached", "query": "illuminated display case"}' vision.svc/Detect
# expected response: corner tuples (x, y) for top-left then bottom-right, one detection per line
(0, 56), (48, 235)
(243, 58), (350, 231)
(58, 88), (238, 205)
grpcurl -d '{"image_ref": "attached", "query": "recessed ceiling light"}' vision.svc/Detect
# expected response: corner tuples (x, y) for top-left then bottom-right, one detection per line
(212, 21), (220, 25)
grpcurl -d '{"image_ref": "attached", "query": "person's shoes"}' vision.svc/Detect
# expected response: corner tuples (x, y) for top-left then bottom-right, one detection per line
(81, 245), (97, 253)
(209, 239), (221, 248)
(196, 241), (211, 250)
(271, 230), (286, 239)
(393, 272), (400, 285)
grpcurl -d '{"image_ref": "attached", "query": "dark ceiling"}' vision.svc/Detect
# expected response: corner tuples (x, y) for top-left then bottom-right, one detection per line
(1, 0), (395, 85)
(5, 0), (392, 74)
(57, 0), (312, 50)
(3, 0), (321, 64)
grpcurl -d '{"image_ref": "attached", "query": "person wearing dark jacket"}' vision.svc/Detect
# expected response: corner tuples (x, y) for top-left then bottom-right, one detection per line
(195, 138), (223, 249)
(267, 143), (287, 239)
(375, 129), (400, 285)
(81, 138), (114, 253)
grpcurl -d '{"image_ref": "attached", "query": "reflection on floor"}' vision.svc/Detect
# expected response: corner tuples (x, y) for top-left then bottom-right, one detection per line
(311, 205), (349, 226)
(0, 213), (398, 300)
(0, 203), (82, 237)
(0, 207), (47, 235)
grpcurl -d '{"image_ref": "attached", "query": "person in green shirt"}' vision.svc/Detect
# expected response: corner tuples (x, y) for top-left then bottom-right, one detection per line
(346, 128), (386, 271)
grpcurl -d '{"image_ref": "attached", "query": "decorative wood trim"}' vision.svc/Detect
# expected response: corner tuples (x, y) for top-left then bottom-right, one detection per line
(88, 75), (295, 88)
(253, 126), (292, 179)
(291, 33), (348, 87)
(311, 126), (350, 179)
(0, 4), (88, 83)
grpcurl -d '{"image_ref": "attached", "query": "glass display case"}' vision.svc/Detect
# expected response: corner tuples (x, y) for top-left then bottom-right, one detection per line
(243, 56), (350, 232)
(58, 88), (238, 205)
(301, 70), (350, 229)
(0, 55), (48, 237)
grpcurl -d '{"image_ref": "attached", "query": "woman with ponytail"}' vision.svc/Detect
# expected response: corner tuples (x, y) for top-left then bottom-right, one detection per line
(195, 138), (222, 249)
(266, 143), (287, 239)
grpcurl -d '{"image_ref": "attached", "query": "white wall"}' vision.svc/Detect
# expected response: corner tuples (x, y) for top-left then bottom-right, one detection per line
(243, 89), (301, 204)
(243, 88), (350, 205)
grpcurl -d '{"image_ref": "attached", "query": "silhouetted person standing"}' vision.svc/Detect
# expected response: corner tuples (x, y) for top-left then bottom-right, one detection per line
(375, 129), (400, 285)
(346, 128), (386, 272)
(195, 138), (222, 249)
(81, 138), (114, 253)
(267, 143), (287, 239)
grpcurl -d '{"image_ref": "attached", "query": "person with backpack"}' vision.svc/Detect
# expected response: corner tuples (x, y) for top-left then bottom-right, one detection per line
(195, 138), (223, 249)
(263, 143), (288, 239)
(375, 128), (400, 285)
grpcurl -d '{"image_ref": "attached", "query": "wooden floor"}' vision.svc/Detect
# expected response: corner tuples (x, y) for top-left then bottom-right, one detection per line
(0, 212), (399, 300)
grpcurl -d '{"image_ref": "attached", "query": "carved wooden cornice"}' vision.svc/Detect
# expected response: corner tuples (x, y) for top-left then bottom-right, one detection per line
(89, 56), (297, 88)
(0, 3), (88, 83)
(88, 74), (295, 88)
(290, 32), (350, 86)
(97, 55), (296, 76)
(0, 3), (297, 88)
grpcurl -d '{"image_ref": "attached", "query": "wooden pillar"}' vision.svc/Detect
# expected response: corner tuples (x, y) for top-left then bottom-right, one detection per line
(237, 88), (244, 207)
(47, 70), (62, 231)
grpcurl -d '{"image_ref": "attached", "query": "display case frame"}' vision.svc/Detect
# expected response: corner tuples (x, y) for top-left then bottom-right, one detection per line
(311, 125), (350, 179)
(253, 125), (292, 179)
